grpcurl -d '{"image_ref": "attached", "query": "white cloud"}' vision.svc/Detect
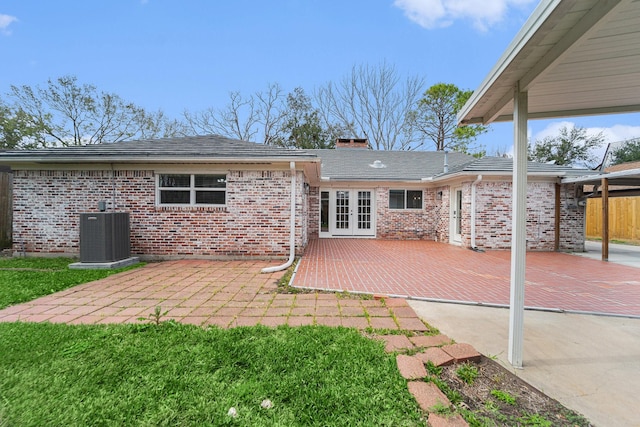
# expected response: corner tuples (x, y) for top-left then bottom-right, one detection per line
(393, 0), (536, 31)
(0, 13), (18, 35)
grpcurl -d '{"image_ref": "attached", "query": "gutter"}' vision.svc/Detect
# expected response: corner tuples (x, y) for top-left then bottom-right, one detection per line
(470, 175), (483, 250)
(262, 161), (297, 273)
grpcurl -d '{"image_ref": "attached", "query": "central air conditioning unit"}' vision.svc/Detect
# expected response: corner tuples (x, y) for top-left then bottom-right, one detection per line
(79, 212), (131, 263)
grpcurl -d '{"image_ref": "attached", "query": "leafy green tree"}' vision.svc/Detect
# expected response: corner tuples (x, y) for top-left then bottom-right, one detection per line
(6, 75), (178, 147)
(0, 100), (48, 149)
(528, 125), (604, 167)
(611, 138), (640, 165)
(411, 83), (487, 153)
(275, 88), (347, 149)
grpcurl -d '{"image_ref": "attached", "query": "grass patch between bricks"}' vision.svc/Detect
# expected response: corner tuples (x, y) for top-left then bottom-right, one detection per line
(0, 257), (143, 309)
(0, 322), (425, 426)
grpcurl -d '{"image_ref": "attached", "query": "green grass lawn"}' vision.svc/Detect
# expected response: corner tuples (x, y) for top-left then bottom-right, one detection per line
(0, 257), (141, 309)
(0, 322), (424, 426)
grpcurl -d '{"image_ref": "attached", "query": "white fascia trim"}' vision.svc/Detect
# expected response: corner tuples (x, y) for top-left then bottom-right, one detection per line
(431, 170), (571, 183)
(561, 168), (640, 184)
(457, 0), (561, 125)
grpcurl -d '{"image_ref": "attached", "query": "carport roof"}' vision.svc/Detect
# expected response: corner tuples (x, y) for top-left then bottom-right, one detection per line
(562, 167), (640, 186)
(458, 0), (640, 125)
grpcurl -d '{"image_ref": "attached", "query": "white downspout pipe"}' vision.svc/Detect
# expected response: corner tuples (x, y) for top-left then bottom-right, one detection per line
(470, 175), (482, 249)
(262, 161), (297, 273)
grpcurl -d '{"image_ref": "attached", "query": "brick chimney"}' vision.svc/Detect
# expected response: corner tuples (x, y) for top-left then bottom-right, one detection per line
(336, 138), (369, 149)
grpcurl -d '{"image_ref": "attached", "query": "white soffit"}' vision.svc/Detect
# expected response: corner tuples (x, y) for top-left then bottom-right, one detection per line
(458, 0), (640, 125)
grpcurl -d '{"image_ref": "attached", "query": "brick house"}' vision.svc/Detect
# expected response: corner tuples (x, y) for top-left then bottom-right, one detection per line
(0, 135), (592, 259)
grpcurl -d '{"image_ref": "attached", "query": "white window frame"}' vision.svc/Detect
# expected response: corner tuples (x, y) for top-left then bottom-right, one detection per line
(156, 173), (227, 206)
(389, 189), (423, 210)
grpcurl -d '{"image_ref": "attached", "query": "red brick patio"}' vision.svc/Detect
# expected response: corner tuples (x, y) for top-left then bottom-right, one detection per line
(0, 259), (428, 330)
(293, 239), (640, 317)
(2, 239), (638, 327)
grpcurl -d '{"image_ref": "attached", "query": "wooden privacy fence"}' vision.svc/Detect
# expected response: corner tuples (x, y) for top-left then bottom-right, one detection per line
(0, 171), (11, 249)
(586, 196), (640, 243)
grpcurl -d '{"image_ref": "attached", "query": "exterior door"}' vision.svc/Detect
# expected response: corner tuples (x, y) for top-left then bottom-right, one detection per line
(320, 189), (375, 237)
(451, 188), (463, 243)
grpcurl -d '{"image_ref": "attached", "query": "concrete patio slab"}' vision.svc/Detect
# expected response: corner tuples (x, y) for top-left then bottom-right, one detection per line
(409, 300), (640, 427)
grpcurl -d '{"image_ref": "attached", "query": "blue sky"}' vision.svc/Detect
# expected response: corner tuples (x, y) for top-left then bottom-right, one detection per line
(2, 0), (639, 158)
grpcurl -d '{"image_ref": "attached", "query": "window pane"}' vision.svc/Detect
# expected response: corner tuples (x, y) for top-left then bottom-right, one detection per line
(195, 174), (226, 188)
(196, 191), (225, 205)
(406, 190), (423, 209)
(159, 174), (190, 188)
(389, 190), (405, 209)
(320, 191), (329, 232)
(161, 190), (190, 204)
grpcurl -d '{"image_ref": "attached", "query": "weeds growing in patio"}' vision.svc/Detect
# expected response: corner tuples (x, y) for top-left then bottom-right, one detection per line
(0, 322), (424, 426)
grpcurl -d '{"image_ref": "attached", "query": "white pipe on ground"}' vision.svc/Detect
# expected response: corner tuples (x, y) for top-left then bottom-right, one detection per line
(470, 175), (482, 249)
(261, 161), (297, 273)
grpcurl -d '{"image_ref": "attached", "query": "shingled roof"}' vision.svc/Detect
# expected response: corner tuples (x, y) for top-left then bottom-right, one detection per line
(0, 135), (596, 182)
(0, 135), (317, 164)
(442, 156), (595, 177)
(307, 149), (474, 181)
(308, 149), (593, 181)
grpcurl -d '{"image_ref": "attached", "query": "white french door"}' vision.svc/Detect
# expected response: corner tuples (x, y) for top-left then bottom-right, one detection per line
(320, 189), (375, 237)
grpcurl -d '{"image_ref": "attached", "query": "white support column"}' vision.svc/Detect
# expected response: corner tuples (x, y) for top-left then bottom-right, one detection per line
(508, 83), (528, 368)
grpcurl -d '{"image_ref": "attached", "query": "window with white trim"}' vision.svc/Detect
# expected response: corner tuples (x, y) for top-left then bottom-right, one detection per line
(157, 174), (227, 206)
(389, 189), (422, 210)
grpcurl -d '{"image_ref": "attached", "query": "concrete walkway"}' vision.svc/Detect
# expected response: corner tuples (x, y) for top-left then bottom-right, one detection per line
(575, 240), (640, 268)
(409, 301), (640, 427)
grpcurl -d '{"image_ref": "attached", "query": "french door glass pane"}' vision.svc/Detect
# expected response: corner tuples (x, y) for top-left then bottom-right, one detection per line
(335, 191), (350, 229)
(358, 191), (371, 230)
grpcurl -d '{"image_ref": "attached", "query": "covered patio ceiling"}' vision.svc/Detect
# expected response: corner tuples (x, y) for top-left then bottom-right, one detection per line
(458, 0), (640, 125)
(457, 0), (640, 368)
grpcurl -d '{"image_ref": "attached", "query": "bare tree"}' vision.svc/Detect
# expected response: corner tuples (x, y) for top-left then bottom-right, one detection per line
(183, 91), (259, 141)
(315, 62), (425, 150)
(255, 83), (287, 145)
(8, 75), (164, 146)
(183, 83), (286, 144)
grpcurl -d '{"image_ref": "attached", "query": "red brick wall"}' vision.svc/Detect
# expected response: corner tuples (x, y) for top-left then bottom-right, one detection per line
(12, 169), (307, 258)
(376, 187), (442, 240)
(308, 186), (319, 239)
(472, 181), (585, 251)
(308, 182), (584, 251)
